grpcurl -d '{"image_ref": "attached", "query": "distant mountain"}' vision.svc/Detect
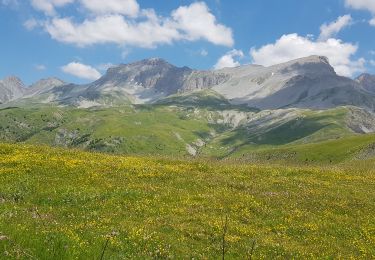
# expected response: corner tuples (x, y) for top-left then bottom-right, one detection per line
(211, 56), (375, 110)
(0, 76), (65, 105)
(25, 78), (65, 96)
(0, 76), (25, 104)
(356, 73), (375, 93)
(2, 56), (375, 111)
(2, 57), (375, 157)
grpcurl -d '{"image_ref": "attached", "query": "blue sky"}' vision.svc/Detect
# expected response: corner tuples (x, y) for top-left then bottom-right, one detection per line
(1, 0), (375, 85)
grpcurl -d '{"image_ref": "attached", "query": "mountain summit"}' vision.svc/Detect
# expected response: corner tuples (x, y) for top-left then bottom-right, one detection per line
(356, 73), (375, 93)
(0, 76), (25, 104)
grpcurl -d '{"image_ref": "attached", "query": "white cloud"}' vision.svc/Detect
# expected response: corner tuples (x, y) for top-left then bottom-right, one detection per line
(370, 59), (375, 66)
(34, 64), (46, 70)
(345, 0), (375, 25)
(319, 15), (352, 41)
(30, 0), (140, 16)
(40, 1), (233, 48)
(345, 0), (375, 13)
(171, 2), (233, 47)
(79, 0), (139, 17)
(61, 62), (102, 80)
(250, 33), (365, 77)
(24, 18), (40, 30)
(45, 15), (180, 48)
(31, 0), (74, 16)
(214, 49), (244, 70)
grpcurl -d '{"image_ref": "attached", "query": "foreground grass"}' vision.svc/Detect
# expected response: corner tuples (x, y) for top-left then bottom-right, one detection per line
(1, 144), (375, 258)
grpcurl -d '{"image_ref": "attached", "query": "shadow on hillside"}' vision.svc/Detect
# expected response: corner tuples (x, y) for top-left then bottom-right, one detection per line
(221, 117), (329, 147)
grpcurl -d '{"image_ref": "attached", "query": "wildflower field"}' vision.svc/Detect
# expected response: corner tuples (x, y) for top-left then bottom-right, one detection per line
(1, 143), (375, 259)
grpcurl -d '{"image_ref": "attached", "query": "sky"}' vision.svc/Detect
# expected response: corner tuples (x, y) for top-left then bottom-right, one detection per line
(1, 0), (375, 85)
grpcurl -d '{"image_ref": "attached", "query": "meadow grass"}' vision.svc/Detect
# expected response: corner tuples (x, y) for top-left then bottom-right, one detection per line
(1, 143), (375, 258)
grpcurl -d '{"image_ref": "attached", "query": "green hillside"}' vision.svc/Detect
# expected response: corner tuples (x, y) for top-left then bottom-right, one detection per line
(229, 133), (375, 164)
(1, 104), (373, 161)
(1, 143), (375, 258)
(156, 89), (258, 111)
(0, 105), (221, 156)
(201, 107), (364, 158)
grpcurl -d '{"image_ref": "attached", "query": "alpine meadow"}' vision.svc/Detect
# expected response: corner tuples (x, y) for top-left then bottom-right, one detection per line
(1, 0), (375, 259)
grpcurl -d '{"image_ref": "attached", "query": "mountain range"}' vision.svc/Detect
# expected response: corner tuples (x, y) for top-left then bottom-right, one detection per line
(1, 55), (375, 110)
(2, 55), (375, 159)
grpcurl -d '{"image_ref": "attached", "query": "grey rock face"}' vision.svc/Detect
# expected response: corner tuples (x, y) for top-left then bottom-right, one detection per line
(356, 73), (375, 93)
(26, 78), (66, 96)
(0, 76), (25, 103)
(91, 58), (193, 95)
(212, 56), (375, 110)
(181, 71), (230, 92)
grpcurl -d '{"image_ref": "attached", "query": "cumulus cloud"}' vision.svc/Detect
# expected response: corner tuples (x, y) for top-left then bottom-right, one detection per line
(214, 49), (244, 70)
(30, 0), (139, 16)
(61, 62), (102, 80)
(79, 0), (139, 17)
(45, 15), (180, 48)
(171, 2), (233, 47)
(250, 33), (365, 77)
(31, 0), (74, 16)
(30, 1), (233, 48)
(345, 0), (375, 26)
(345, 0), (375, 13)
(319, 15), (352, 41)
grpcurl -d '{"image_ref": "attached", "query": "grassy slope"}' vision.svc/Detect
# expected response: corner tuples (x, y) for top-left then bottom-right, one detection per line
(0, 105), (220, 156)
(156, 89), (258, 112)
(1, 143), (375, 258)
(1, 104), (375, 163)
(229, 133), (375, 164)
(201, 107), (353, 158)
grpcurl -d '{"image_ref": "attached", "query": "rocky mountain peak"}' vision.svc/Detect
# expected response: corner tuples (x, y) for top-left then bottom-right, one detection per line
(1, 76), (25, 88)
(93, 58), (193, 96)
(25, 77), (66, 96)
(141, 57), (170, 66)
(271, 55), (336, 77)
(107, 58), (174, 73)
(0, 76), (25, 103)
(356, 73), (374, 82)
(356, 73), (375, 93)
(32, 77), (65, 86)
(300, 55), (330, 64)
(283, 55), (330, 66)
